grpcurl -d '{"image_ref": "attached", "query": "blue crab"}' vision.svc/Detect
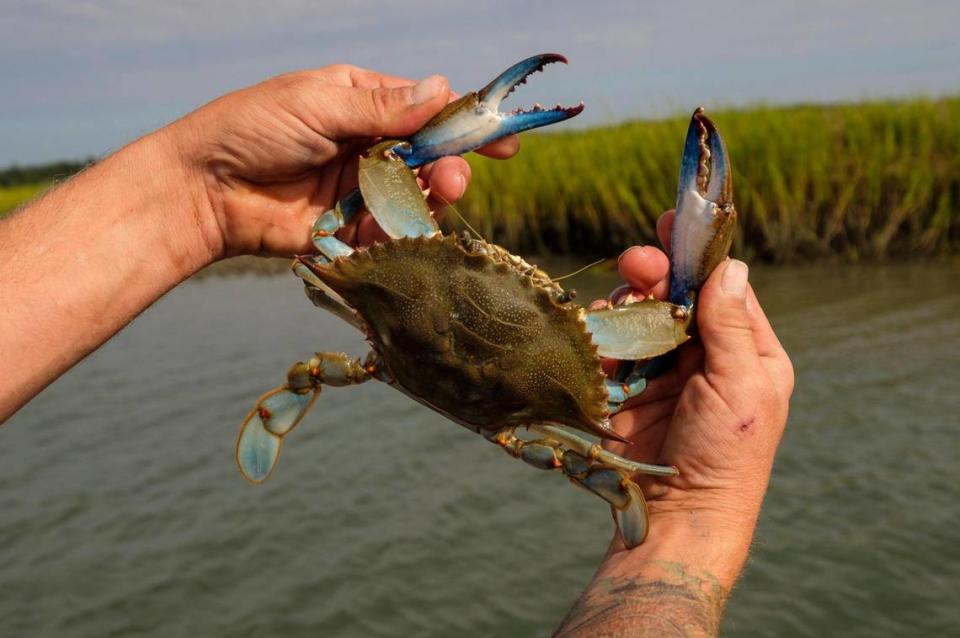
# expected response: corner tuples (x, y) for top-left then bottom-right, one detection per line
(234, 54), (736, 548)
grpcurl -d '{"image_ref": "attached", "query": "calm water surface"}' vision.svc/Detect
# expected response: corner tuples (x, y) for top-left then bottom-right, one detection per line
(2, 261), (958, 637)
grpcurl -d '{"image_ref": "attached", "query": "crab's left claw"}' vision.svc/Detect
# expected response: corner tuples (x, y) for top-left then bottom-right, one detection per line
(393, 53), (584, 167)
(668, 108), (737, 306)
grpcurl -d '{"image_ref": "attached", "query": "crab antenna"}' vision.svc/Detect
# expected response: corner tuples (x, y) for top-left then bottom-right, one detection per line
(552, 258), (609, 282)
(434, 192), (489, 244)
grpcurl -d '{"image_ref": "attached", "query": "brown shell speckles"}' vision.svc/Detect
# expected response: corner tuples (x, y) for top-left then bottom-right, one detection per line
(311, 234), (612, 438)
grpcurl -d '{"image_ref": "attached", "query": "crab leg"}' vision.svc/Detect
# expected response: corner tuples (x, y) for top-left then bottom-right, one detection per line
(310, 189), (365, 262)
(236, 352), (380, 483)
(604, 376), (647, 413)
(527, 424), (678, 477)
(488, 425), (676, 548)
(299, 276), (366, 332)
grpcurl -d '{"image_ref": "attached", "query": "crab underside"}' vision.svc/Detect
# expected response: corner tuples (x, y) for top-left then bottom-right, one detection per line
(231, 55), (736, 549)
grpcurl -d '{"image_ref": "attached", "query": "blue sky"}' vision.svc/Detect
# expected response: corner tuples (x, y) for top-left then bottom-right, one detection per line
(2, 0), (958, 165)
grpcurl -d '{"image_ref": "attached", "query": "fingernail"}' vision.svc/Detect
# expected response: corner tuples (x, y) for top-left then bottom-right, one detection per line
(411, 75), (445, 105)
(456, 172), (467, 199)
(618, 245), (648, 265)
(721, 259), (748, 298)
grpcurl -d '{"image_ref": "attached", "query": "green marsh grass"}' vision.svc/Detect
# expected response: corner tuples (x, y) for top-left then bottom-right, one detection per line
(2, 98), (957, 260)
(459, 97), (960, 261)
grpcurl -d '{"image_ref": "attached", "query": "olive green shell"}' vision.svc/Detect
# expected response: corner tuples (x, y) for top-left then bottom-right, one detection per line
(312, 234), (611, 437)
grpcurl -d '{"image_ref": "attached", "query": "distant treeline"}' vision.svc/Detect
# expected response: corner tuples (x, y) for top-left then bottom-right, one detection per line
(0, 159), (93, 188)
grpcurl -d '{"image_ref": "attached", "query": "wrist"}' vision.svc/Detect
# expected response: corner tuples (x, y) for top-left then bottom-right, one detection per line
(555, 514), (748, 638)
(143, 121), (225, 273)
(602, 507), (757, 591)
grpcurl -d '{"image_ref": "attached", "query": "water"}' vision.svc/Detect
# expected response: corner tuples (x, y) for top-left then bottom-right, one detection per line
(2, 261), (958, 637)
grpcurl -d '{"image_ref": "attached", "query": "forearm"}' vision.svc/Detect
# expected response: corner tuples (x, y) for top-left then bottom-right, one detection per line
(0, 130), (213, 420)
(555, 515), (755, 638)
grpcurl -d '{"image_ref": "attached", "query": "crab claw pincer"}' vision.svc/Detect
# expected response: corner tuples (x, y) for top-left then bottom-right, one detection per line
(392, 53), (584, 167)
(668, 108), (737, 307)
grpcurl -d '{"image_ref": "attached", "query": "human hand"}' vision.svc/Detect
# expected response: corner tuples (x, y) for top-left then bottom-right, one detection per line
(160, 65), (519, 261)
(598, 210), (794, 579)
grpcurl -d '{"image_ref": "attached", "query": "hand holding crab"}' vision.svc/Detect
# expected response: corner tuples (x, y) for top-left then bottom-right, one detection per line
(167, 64), (521, 259)
(595, 216), (793, 557)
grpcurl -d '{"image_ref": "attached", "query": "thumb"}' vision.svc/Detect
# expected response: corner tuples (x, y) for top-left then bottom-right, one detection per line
(325, 74), (450, 140)
(696, 259), (760, 379)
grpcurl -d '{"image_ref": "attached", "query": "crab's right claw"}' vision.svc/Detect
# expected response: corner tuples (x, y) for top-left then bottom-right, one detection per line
(395, 53), (584, 167)
(669, 108), (737, 306)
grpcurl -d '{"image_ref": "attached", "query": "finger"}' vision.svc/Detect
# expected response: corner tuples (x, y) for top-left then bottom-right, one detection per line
(356, 212), (391, 246)
(696, 259), (762, 382)
(588, 299), (610, 311)
(609, 394), (675, 446)
(617, 246), (670, 299)
(419, 157), (470, 205)
(745, 285), (785, 360)
(475, 135), (520, 159)
(335, 152), (361, 198)
(746, 285), (795, 396)
(337, 216), (359, 247)
(656, 210), (675, 255)
(321, 75), (451, 140)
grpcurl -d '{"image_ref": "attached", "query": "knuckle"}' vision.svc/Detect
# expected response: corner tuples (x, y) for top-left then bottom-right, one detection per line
(703, 315), (753, 343)
(321, 63), (364, 83)
(270, 71), (301, 89)
(779, 355), (796, 397)
(274, 72), (316, 94)
(326, 63), (354, 75)
(368, 87), (396, 120)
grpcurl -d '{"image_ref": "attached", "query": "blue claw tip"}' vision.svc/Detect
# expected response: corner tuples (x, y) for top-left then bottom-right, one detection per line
(395, 53), (583, 168)
(477, 53), (568, 107)
(669, 108), (735, 306)
(495, 103), (585, 138)
(676, 108), (707, 203)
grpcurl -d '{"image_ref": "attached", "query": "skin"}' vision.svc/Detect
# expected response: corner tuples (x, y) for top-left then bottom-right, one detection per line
(555, 214), (794, 637)
(0, 65), (517, 421)
(0, 65), (793, 637)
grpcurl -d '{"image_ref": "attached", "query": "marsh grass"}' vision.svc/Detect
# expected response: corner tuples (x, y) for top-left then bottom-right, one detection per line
(2, 98), (957, 261)
(458, 97), (960, 261)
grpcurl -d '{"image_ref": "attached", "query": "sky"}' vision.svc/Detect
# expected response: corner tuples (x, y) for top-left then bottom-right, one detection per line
(2, 0), (958, 166)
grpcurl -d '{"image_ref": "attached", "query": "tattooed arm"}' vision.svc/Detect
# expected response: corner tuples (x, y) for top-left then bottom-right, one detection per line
(557, 225), (794, 636)
(555, 531), (744, 637)
(556, 561), (725, 637)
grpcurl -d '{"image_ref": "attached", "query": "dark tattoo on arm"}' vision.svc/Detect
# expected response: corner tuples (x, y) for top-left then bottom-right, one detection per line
(553, 561), (728, 638)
